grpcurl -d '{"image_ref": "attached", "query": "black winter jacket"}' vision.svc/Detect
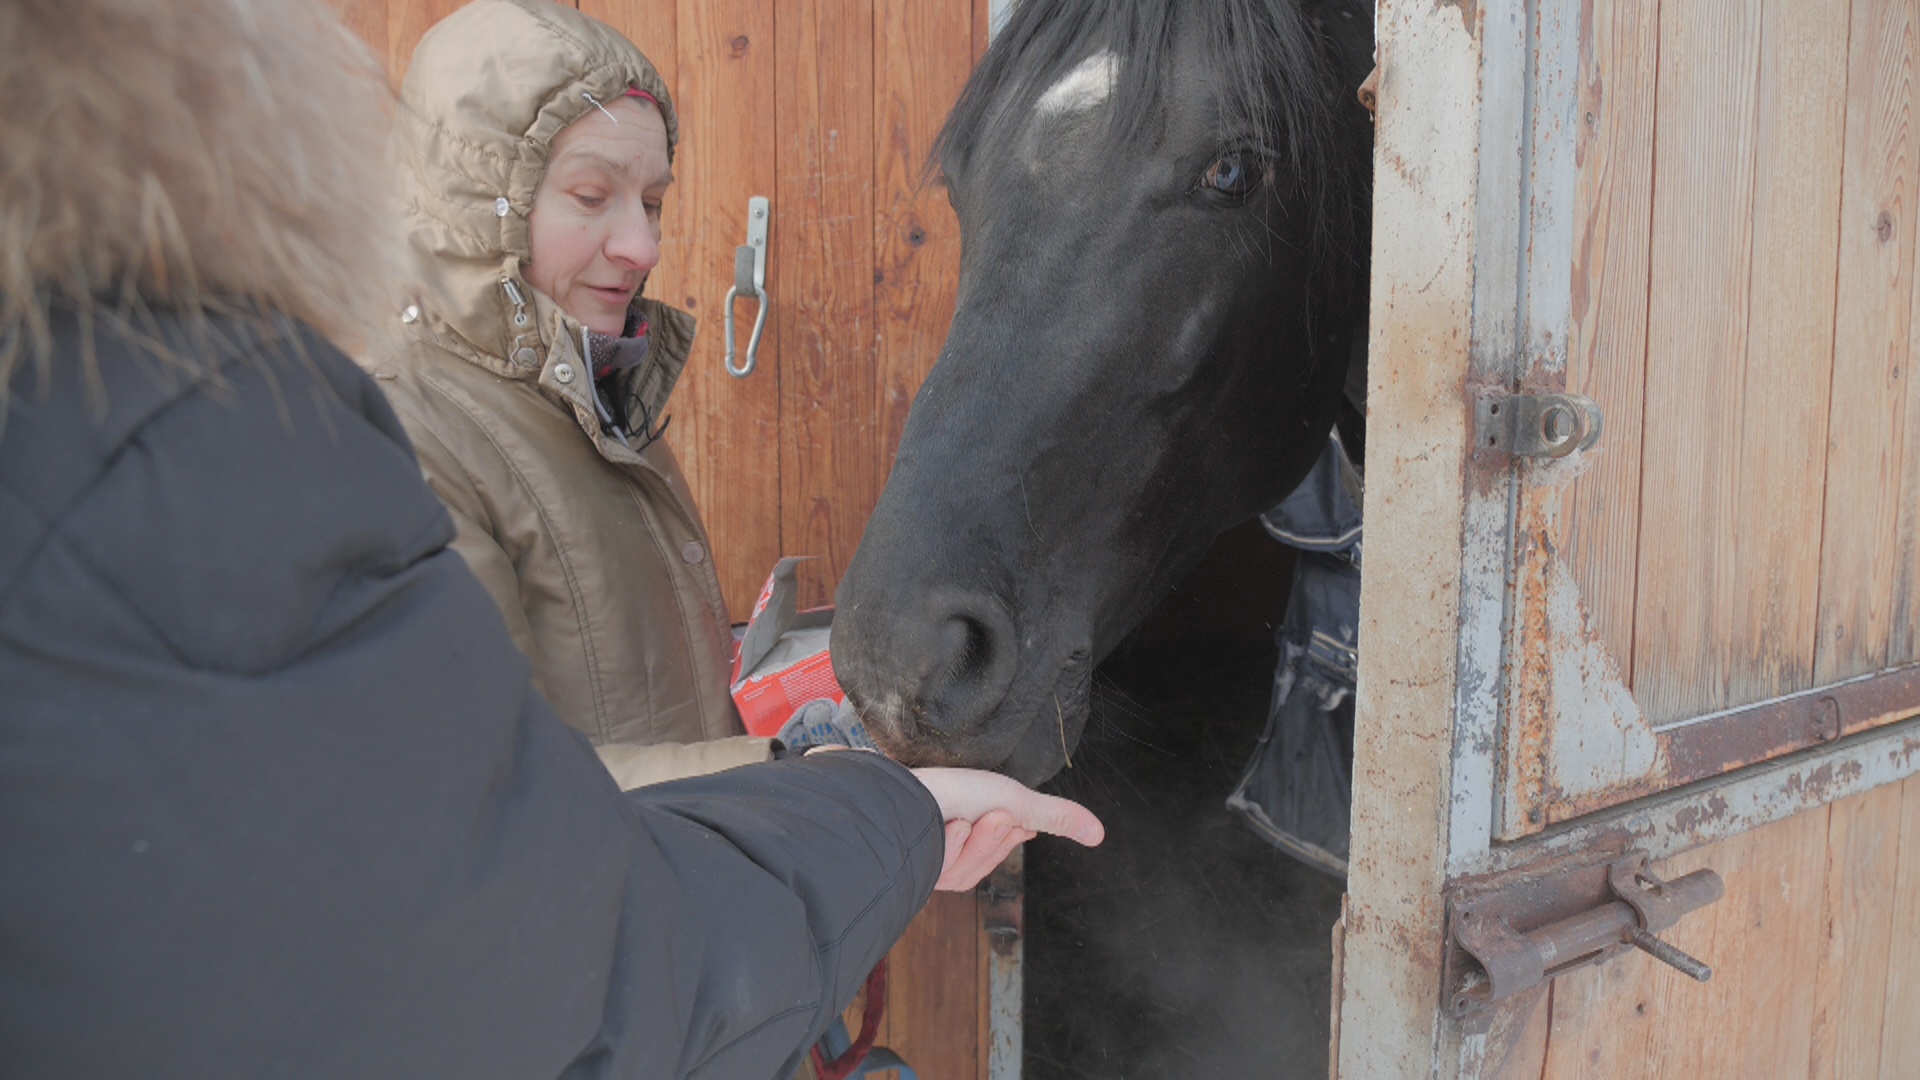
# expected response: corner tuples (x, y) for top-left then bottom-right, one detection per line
(0, 309), (942, 1079)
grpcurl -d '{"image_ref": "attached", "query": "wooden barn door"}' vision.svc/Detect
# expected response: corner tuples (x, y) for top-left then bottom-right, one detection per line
(338, 2), (1002, 1077)
(1339, 0), (1920, 1076)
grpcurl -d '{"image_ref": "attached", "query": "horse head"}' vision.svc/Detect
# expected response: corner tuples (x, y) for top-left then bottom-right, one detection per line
(833, 0), (1374, 785)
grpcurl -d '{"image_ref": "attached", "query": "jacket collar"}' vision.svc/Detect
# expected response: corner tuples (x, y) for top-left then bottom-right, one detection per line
(406, 276), (696, 468)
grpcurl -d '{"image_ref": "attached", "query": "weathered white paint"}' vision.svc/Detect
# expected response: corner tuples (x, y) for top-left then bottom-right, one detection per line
(1344, 0), (1920, 1071)
(1480, 717), (1920, 876)
(1338, 1), (1500, 1076)
(1520, 0), (1580, 372)
(1034, 51), (1118, 118)
(1446, 0), (1533, 879)
(1543, 557), (1665, 796)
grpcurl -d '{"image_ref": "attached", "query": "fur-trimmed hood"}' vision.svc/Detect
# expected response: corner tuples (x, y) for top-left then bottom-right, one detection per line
(0, 0), (397, 398)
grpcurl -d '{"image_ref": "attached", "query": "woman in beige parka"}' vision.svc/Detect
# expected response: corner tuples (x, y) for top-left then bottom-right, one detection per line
(363, 0), (765, 787)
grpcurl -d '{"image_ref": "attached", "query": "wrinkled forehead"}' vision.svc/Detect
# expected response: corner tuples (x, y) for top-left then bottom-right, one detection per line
(546, 97), (673, 183)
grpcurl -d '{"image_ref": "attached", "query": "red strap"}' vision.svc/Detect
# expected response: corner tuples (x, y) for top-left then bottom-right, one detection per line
(809, 958), (888, 1080)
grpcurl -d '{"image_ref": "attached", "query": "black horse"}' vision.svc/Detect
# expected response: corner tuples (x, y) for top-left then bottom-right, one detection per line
(833, 0), (1375, 786)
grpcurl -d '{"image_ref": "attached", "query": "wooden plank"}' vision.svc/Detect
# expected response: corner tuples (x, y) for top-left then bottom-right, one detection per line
(1724, 0), (1850, 710)
(581, 0), (677, 84)
(1808, 781), (1904, 1080)
(1327, 905), (1345, 1080)
(871, 893), (983, 1080)
(1558, 0), (1660, 680)
(1337, 0), (1488, 1071)
(1539, 803), (1831, 1079)
(1899, 325), (1920, 668)
(1488, 985), (1550, 1080)
(1897, 180), (1920, 667)
(582, 0), (786, 619)
(873, 0), (971, 498)
(1880, 773), (1920, 1075)
(776, 0), (878, 609)
(1817, 0), (1919, 684)
(1627, 0), (1764, 725)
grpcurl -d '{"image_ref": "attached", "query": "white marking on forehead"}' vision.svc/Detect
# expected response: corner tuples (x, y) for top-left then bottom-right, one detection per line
(1035, 50), (1120, 119)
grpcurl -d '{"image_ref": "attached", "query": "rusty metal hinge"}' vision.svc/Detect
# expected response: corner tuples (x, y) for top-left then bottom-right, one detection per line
(1475, 392), (1604, 458)
(1444, 852), (1722, 1017)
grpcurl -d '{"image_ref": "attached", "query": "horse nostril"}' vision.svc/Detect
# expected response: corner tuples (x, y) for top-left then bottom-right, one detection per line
(939, 615), (995, 684)
(917, 601), (1018, 736)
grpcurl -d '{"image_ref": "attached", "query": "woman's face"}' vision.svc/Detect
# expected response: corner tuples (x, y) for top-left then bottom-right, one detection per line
(525, 97), (670, 336)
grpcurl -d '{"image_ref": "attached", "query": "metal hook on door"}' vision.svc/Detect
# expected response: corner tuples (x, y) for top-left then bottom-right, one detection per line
(724, 196), (770, 378)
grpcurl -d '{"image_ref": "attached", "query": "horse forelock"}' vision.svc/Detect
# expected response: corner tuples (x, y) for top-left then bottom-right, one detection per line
(932, 0), (1365, 275)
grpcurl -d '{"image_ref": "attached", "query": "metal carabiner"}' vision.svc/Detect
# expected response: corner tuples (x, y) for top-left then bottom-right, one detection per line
(723, 196), (770, 378)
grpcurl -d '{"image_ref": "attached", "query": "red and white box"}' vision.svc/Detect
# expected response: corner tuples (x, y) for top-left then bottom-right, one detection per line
(730, 557), (845, 737)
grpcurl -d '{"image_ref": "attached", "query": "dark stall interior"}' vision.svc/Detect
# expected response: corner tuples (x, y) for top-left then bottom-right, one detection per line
(1026, 520), (1346, 1080)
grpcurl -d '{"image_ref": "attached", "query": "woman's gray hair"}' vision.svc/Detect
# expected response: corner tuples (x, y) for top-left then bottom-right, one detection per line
(0, 0), (400, 402)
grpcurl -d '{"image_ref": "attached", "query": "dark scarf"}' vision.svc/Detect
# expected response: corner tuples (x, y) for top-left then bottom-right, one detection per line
(586, 310), (668, 449)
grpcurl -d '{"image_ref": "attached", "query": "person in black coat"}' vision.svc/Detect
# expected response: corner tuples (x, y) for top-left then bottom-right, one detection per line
(0, 2), (1101, 1078)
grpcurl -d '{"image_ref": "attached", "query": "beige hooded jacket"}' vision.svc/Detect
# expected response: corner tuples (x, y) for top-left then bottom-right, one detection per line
(363, 0), (770, 787)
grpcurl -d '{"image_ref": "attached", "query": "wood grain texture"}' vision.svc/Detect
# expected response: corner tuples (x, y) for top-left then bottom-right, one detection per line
(589, 0), (786, 618)
(777, 0), (879, 610)
(1488, 984), (1551, 1080)
(1540, 803), (1830, 1079)
(1560, 0), (1660, 680)
(1818, 0), (1918, 684)
(1879, 773), (1920, 1076)
(1726, 0), (1849, 710)
(1628, 0), (1764, 725)
(873, 0), (971, 494)
(1898, 315), (1920, 666)
(1808, 781), (1904, 1080)
(1519, 780), (1920, 1080)
(874, 893), (984, 1080)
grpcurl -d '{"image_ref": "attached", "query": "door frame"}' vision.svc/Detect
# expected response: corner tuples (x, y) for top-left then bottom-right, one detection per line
(1337, 1), (1920, 1076)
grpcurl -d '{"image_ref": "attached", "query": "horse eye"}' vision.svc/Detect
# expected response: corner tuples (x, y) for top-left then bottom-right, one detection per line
(1198, 152), (1262, 198)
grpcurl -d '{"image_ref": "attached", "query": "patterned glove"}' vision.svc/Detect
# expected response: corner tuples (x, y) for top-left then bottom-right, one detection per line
(774, 697), (878, 756)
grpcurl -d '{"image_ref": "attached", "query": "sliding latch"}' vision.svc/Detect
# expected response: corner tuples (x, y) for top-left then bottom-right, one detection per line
(1475, 391), (1603, 458)
(1445, 852), (1722, 1017)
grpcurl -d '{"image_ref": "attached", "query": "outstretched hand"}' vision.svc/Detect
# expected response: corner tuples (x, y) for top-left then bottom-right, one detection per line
(909, 766), (1104, 891)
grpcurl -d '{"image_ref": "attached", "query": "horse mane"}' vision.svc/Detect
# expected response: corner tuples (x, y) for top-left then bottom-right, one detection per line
(934, 0), (1368, 276)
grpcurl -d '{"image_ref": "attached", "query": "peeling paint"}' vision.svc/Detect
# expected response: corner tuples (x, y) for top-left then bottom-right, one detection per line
(1544, 557), (1666, 797)
(1476, 718), (1920, 879)
(1437, 0), (1479, 36)
(1671, 792), (1730, 834)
